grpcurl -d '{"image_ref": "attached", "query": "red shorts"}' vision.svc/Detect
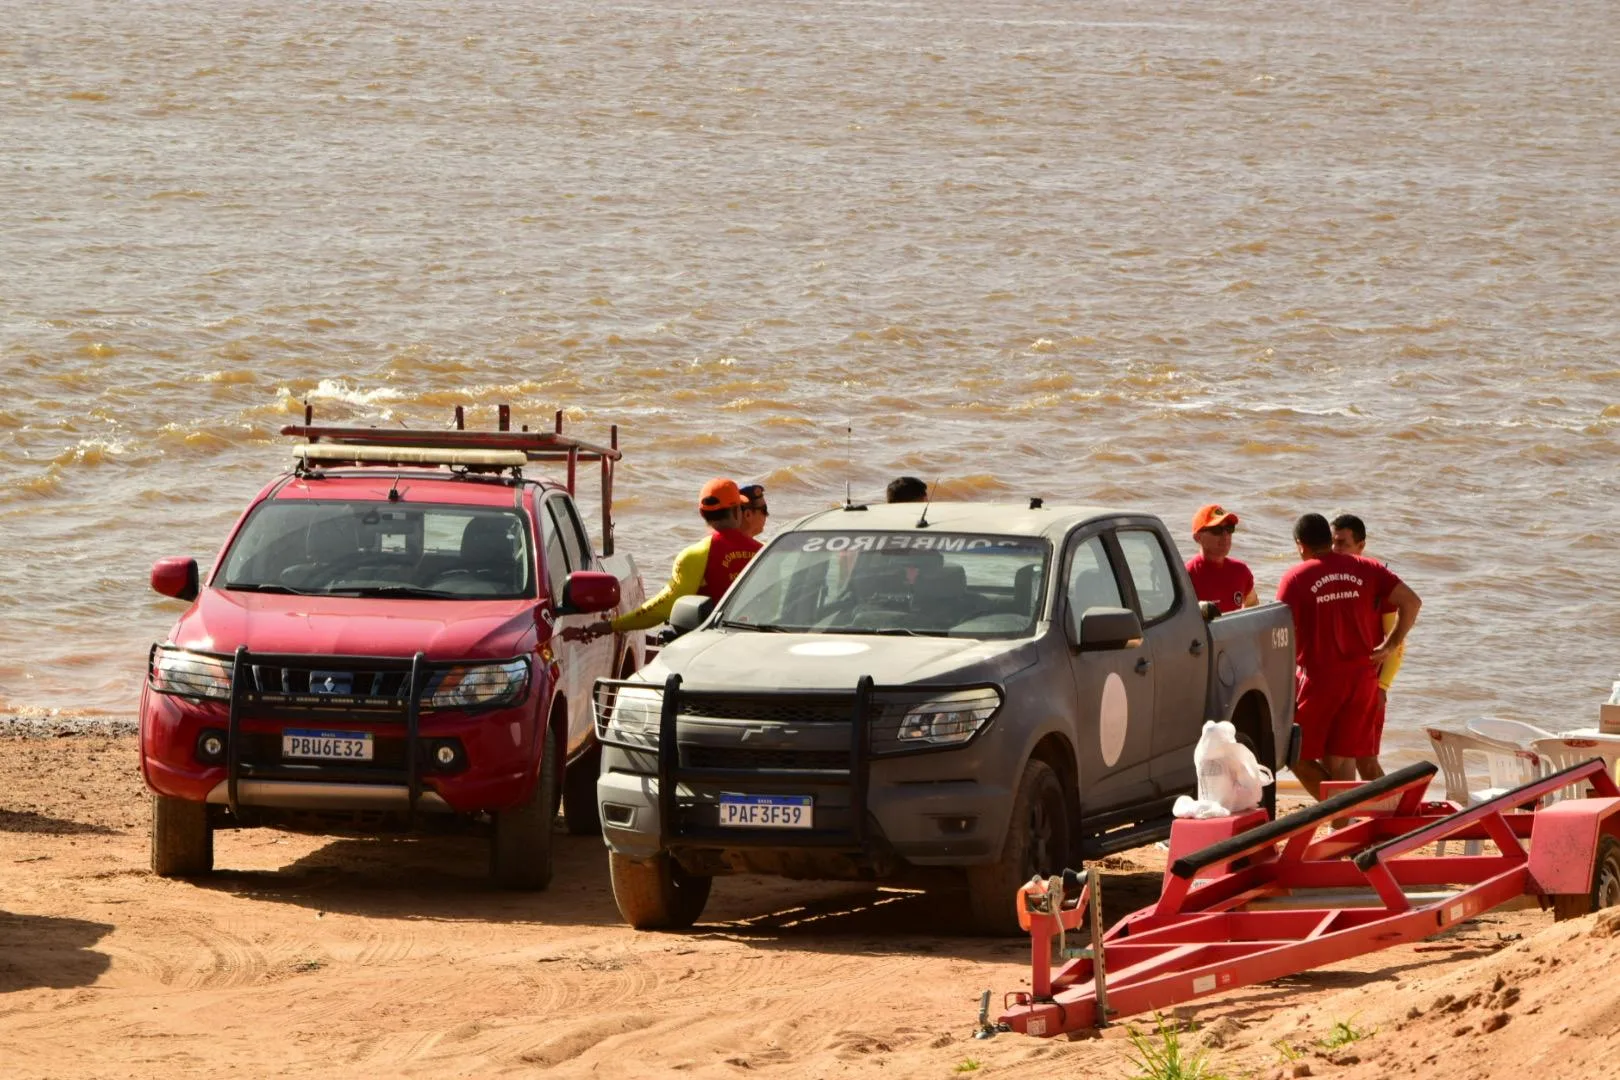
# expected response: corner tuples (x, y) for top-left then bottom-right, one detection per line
(1295, 668), (1383, 760)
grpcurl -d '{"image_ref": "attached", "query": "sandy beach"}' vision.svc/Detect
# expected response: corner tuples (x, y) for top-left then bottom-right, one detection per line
(3, 726), (1617, 1079)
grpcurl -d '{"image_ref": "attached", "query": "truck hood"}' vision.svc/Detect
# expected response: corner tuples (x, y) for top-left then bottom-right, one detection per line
(644, 629), (1039, 691)
(168, 588), (537, 660)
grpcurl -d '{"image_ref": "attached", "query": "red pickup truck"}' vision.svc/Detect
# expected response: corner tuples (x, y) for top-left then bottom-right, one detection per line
(139, 407), (644, 890)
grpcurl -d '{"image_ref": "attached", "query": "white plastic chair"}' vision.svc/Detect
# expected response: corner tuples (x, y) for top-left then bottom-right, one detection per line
(1530, 735), (1620, 804)
(1424, 727), (1542, 854)
(1467, 716), (1555, 750)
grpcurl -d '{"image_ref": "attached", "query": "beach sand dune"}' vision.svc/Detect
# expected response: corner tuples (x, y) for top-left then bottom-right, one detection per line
(2, 730), (1617, 1079)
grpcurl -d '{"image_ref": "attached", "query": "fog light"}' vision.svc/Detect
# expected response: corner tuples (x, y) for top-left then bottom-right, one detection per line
(195, 729), (227, 765)
(424, 739), (466, 773)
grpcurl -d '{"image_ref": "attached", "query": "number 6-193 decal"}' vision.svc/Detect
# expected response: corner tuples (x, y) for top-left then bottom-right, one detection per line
(1271, 627), (1290, 650)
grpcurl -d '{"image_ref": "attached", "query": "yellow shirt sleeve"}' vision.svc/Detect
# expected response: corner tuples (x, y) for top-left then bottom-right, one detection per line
(1378, 610), (1405, 691)
(609, 538), (711, 632)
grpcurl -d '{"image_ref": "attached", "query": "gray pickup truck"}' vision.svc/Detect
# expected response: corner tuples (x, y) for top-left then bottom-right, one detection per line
(592, 501), (1298, 933)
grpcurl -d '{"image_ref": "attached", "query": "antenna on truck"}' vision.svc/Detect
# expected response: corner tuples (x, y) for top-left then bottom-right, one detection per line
(915, 477), (937, 528)
(842, 424), (866, 510)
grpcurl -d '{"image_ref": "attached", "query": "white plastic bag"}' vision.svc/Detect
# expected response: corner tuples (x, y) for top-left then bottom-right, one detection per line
(1179, 720), (1274, 818)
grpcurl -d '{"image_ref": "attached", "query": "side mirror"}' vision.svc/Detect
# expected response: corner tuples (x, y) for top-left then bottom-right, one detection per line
(151, 557), (199, 602)
(559, 570), (621, 615)
(668, 594), (714, 637)
(1066, 606), (1143, 651)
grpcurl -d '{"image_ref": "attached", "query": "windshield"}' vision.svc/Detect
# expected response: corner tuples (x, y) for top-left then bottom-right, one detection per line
(717, 531), (1048, 638)
(218, 500), (534, 600)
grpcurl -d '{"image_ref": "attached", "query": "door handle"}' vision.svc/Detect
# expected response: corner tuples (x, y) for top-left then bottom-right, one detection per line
(1135, 657), (1152, 675)
(1189, 639), (1204, 656)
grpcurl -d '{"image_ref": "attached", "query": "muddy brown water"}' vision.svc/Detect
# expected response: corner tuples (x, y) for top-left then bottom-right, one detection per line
(2, 1), (1617, 773)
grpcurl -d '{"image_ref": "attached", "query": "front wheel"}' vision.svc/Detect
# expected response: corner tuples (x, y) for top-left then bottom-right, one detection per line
(150, 794), (213, 877)
(965, 758), (1072, 935)
(490, 737), (558, 891)
(1553, 834), (1620, 921)
(609, 851), (713, 930)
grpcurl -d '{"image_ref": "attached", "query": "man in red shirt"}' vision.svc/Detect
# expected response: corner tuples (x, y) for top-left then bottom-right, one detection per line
(1185, 503), (1259, 613)
(1276, 513), (1421, 800)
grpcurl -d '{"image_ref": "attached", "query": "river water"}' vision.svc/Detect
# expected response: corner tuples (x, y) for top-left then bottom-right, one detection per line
(2, 1), (1617, 764)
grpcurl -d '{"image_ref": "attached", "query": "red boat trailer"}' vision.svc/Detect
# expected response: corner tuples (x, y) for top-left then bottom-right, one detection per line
(995, 758), (1620, 1039)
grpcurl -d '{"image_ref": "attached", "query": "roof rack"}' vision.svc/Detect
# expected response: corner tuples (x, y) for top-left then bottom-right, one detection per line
(281, 403), (623, 555)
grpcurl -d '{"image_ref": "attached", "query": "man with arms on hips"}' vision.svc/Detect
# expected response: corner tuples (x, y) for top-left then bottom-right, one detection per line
(1276, 513), (1421, 800)
(562, 478), (762, 643)
(1185, 503), (1259, 613)
(1331, 512), (1405, 781)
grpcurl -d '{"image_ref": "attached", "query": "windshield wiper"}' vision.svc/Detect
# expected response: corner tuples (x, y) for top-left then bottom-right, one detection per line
(327, 585), (461, 599)
(717, 619), (794, 633)
(831, 626), (925, 637)
(226, 582), (307, 595)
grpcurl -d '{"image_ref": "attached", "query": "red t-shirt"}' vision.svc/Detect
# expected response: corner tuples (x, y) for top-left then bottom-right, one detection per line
(1185, 555), (1254, 614)
(701, 528), (762, 599)
(1274, 552), (1403, 677)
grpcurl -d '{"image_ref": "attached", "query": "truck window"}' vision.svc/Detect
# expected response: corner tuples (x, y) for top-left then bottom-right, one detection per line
(1115, 528), (1178, 624)
(219, 500), (533, 599)
(539, 499), (571, 601)
(1066, 535), (1123, 615)
(717, 531), (1048, 639)
(552, 495), (593, 571)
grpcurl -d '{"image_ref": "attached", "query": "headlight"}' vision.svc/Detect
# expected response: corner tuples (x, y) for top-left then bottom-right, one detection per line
(894, 688), (1002, 748)
(594, 683), (663, 743)
(150, 647), (233, 700)
(425, 659), (528, 710)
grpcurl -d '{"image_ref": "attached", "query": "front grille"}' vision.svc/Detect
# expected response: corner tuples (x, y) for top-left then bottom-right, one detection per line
(683, 746), (851, 771)
(246, 663), (413, 711)
(677, 695), (855, 726)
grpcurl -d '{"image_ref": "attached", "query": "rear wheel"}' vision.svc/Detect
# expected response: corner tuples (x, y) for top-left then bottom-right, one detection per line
(150, 794), (213, 877)
(1553, 834), (1620, 921)
(562, 740), (603, 836)
(966, 758), (1072, 935)
(609, 851), (713, 930)
(490, 733), (558, 891)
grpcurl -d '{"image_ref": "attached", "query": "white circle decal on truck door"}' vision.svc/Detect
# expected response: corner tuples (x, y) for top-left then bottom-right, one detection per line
(1100, 672), (1128, 767)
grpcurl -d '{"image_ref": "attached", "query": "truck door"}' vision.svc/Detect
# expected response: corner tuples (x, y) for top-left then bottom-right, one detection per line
(539, 492), (612, 757)
(1062, 532), (1156, 813)
(1111, 525), (1209, 797)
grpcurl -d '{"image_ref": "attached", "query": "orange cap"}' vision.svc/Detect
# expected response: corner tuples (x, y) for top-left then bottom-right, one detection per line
(699, 478), (748, 512)
(1192, 504), (1239, 535)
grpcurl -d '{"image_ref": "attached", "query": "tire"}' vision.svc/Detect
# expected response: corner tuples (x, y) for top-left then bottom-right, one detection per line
(562, 740), (603, 836)
(150, 794), (213, 877)
(1553, 834), (1620, 921)
(609, 850), (713, 930)
(1234, 730), (1278, 819)
(966, 758), (1073, 936)
(490, 732), (558, 891)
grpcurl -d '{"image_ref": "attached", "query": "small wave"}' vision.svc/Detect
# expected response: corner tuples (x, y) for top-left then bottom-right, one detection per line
(0, 471), (63, 499)
(66, 90), (109, 102)
(76, 341), (116, 358)
(51, 437), (128, 467)
(196, 369), (258, 384)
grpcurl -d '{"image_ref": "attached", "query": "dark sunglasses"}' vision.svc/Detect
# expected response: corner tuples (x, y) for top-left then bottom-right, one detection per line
(746, 503), (769, 516)
(1204, 523), (1236, 535)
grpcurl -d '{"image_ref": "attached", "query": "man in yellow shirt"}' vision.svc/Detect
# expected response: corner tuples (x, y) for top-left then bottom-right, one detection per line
(564, 478), (762, 642)
(1331, 513), (1406, 780)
